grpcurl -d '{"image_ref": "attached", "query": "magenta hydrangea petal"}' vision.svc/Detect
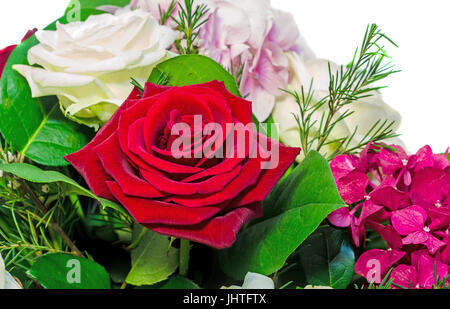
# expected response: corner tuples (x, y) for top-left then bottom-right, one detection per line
(330, 155), (359, 180)
(370, 186), (410, 211)
(391, 205), (428, 236)
(336, 171), (369, 204)
(416, 254), (449, 289)
(328, 207), (352, 228)
(391, 265), (418, 289)
(366, 220), (403, 249)
(410, 167), (450, 207)
(355, 249), (405, 284)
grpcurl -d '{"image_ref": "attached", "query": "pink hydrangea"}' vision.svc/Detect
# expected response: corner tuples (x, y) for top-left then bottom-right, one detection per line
(131, 0), (314, 122)
(329, 143), (450, 288)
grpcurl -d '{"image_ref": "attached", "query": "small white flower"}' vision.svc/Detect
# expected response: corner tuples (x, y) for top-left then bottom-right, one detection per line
(14, 9), (179, 129)
(12, 179), (21, 190)
(223, 272), (275, 289)
(304, 285), (333, 289)
(41, 185), (50, 194)
(0, 254), (22, 289)
(7, 152), (15, 163)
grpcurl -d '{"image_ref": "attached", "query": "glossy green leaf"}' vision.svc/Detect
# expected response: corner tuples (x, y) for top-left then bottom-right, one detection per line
(65, 0), (130, 14)
(0, 11), (103, 166)
(142, 275), (201, 289)
(28, 253), (110, 289)
(298, 225), (355, 289)
(149, 55), (241, 97)
(126, 225), (179, 286)
(218, 151), (347, 279)
(264, 115), (279, 142)
(0, 163), (124, 214)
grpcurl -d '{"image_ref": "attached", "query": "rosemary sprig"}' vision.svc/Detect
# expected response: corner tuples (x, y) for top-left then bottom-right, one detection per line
(288, 24), (400, 161)
(130, 77), (144, 94)
(171, 0), (209, 54)
(159, 0), (177, 25)
(228, 56), (246, 87)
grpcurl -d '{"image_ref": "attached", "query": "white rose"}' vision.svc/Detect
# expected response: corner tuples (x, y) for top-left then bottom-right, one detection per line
(0, 254), (21, 289)
(222, 272), (275, 289)
(272, 53), (402, 161)
(14, 9), (179, 129)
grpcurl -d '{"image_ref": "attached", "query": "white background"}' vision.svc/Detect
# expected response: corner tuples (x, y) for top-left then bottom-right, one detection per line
(0, 0), (449, 153)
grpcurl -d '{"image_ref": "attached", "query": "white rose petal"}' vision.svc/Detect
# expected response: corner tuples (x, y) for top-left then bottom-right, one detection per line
(14, 9), (179, 129)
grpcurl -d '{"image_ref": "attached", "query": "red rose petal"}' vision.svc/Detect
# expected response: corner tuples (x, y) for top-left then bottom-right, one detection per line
(146, 202), (263, 249)
(164, 157), (263, 207)
(190, 80), (253, 125)
(106, 181), (230, 226)
(236, 136), (300, 205)
(143, 88), (215, 152)
(64, 100), (128, 200)
(140, 164), (242, 196)
(93, 133), (165, 199)
(143, 82), (172, 97)
(0, 45), (15, 78)
(127, 117), (204, 174)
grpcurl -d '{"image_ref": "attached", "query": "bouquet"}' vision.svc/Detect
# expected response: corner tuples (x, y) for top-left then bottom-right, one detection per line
(0, 0), (447, 291)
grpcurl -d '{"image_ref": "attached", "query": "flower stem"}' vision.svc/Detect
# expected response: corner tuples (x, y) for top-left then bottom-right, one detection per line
(179, 239), (190, 276)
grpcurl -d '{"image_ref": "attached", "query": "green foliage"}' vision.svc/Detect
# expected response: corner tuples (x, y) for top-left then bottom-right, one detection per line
(298, 225), (355, 289)
(149, 54), (241, 96)
(142, 275), (201, 289)
(218, 151), (346, 280)
(0, 163), (124, 214)
(159, 0), (177, 25)
(125, 225), (179, 286)
(28, 253), (110, 289)
(172, 0), (210, 54)
(289, 24), (400, 161)
(0, 10), (105, 166)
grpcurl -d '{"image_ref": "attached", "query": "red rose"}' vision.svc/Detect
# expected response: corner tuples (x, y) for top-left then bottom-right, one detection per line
(0, 28), (37, 78)
(65, 81), (300, 249)
(0, 45), (16, 78)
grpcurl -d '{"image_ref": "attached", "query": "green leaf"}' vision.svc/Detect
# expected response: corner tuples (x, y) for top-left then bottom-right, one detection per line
(0, 163), (124, 214)
(264, 115), (279, 142)
(148, 55), (241, 97)
(126, 225), (179, 286)
(0, 10), (105, 166)
(65, 0), (130, 14)
(27, 253), (111, 289)
(142, 275), (201, 289)
(298, 225), (355, 289)
(218, 151), (347, 280)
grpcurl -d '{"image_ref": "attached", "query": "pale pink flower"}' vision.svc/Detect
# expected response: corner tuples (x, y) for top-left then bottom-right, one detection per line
(132, 0), (314, 122)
